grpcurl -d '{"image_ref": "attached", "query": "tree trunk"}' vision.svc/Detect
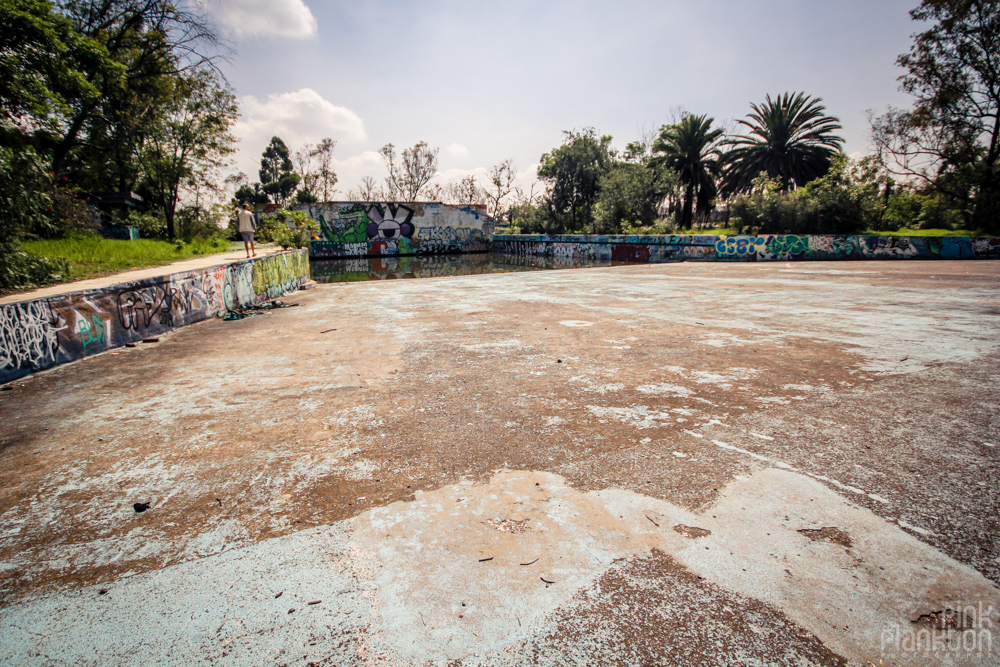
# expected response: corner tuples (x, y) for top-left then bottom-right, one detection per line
(681, 183), (694, 229)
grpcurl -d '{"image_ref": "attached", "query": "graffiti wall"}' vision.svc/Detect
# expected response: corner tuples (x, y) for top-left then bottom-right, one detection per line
(495, 234), (1000, 263)
(0, 250), (309, 384)
(301, 202), (494, 258)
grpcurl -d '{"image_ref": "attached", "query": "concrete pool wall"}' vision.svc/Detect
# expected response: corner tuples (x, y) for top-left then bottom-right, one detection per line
(0, 250), (309, 384)
(495, 233), (1000, 262)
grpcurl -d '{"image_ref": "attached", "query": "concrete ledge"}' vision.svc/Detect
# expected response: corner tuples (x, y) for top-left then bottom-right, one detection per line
(494, 234), (1000, 261)
(0, 250), (309, 384)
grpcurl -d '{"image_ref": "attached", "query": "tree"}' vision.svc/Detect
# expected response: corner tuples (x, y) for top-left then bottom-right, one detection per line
(537, 128), (614, 232)
(442, 174), (484, 205)
(593, 162), (676, 233)
(482, 159), (519, 219)
(310, 138), (338, 202)
(379, 141), (439, 200)
(724, 92), (844, 194)
(139, 69), (237, 239)
(652, 114), (724, 229)
(49, 0), (222, 179)
(869, 0), (1000, 230)
(0, 0), (108, 138)
(259, 136), (300, 207)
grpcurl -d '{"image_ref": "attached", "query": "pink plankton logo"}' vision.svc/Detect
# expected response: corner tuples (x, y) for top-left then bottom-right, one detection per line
(880, 602), (994, 657)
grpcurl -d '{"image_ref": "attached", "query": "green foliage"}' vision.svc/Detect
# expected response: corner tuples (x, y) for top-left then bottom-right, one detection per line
(0, 241), (69, 290)
(730, 155), (881, 234)
(139, 69), (238, 239)
(258, 209), (318, 249)
(537, 128), (614, 232)
(652, 114), (724, 229)
(175, 204), (228, 240)
(883, 189), (965, 231)
(593, 162), (673, 233)
(260, 137), (300, 207)
(0, 0), (111, 136)
(115, 210), (167, 240)
(234, 183), (269, 206)
(724, 92), (844, 194)
(870, 0), (1000, 231)
(0, 144), (52, 244)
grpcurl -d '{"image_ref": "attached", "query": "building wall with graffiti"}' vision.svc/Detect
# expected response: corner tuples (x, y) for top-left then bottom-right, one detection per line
(494, 234), (1000, 262)
(0, 250), (309, 384)
(300, 202), (494, 258)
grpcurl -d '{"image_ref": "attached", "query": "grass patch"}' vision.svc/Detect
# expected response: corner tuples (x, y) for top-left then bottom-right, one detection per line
(22, 236), (238, 282)
(862, 227), (981, 237)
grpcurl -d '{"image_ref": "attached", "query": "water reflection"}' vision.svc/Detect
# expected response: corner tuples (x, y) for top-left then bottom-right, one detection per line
(311, 253), (615, 283)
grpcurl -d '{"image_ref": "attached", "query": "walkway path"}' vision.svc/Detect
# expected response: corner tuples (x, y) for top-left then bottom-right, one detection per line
(0, 245), (284, 305)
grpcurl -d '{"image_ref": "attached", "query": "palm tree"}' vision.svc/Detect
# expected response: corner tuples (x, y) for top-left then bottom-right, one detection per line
(652, 114), (724, 229)
(723, 92), (844, 194)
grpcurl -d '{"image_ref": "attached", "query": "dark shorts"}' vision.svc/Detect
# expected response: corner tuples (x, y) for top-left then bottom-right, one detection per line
(241, 231), (255, 242)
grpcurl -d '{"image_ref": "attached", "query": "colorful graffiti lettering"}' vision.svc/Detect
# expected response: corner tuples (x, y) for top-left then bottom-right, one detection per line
(495, 234), (1000, 265)
(1, 250), (309, 384)
(716, 236), (767, 257)
(78, 315), (106, 350)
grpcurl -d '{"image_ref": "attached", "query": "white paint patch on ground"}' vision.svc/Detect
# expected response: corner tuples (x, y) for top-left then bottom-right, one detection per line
(586, 405), (673, 430)
(3, 470), (996, 666)
(636, 382), (695, 397)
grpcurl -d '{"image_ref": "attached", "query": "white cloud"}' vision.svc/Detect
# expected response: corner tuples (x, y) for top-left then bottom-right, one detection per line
(234, 88), (366, 176)
(205, 0), (317, 38)
(443, 143), (470, 160)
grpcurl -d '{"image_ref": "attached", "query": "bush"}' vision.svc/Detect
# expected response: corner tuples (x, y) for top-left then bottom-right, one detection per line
(0, 241), (69, 290)
(259, 209), (318, 249)
(731, 155), (882, 235)
(883, 189), (964, 231)
(115, 210), (167, 239)
(176, 204), (229, 240)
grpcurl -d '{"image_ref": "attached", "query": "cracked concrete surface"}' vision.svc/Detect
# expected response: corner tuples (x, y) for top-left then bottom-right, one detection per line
(1, 260), (999, 665)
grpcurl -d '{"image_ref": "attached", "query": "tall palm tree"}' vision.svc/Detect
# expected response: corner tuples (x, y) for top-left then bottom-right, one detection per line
(652, 114), (724, 229)
(723, 92), (844, 194)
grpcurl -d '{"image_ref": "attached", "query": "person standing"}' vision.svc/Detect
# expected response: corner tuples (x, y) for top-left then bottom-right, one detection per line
(237, 204), (257, 258)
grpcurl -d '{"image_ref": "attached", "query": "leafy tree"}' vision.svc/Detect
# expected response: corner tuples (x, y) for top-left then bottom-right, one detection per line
(537, 128), (614, 232)
(869, 0), (1000, 230)
(0, 0), (109, 139)
(380, 141), (439, 200)
(724, 92), (844, 194)
(234, 183), (269, 206)
(139, 69), (237, 239)
(593, 162), (677, 233)
(50, 0), (221, 179)
(259, 136), (300, 207)
(652, 114), (724, 229)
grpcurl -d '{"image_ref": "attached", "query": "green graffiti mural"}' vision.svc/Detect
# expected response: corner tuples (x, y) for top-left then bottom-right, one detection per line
(765, 235), (811, 257)
(319, 204), (369, 244)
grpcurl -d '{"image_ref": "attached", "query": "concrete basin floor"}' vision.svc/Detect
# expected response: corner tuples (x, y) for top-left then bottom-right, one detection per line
(1, 260), (999, 666)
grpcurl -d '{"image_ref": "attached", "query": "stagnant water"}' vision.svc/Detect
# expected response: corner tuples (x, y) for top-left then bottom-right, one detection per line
(311, 252), (620, 283)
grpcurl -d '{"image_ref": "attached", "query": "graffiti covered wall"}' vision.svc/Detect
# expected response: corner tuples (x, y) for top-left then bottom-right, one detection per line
(494, 234), (1000, 262)
(301, 202), (494, 258)
(0, 250), (309, 384)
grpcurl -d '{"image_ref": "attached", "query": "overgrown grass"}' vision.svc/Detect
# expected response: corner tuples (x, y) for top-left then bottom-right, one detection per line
(862, 227), (982, 237)
(21, 236), (239, 282)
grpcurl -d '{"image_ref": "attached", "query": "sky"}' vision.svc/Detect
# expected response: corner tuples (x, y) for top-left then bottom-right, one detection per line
(203, 0), (925, 195)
